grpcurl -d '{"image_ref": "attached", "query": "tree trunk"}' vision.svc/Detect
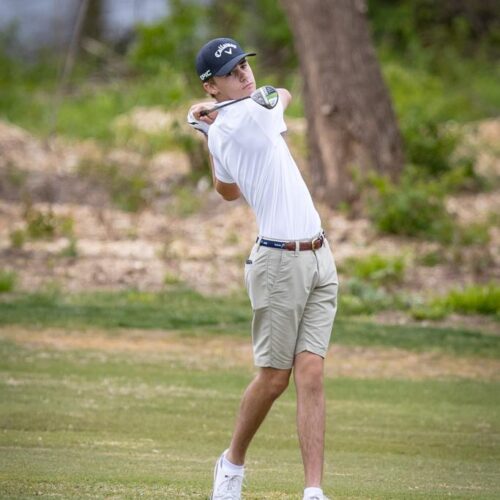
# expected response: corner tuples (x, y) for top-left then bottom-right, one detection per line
(81, 0), (103, 42)
(281, 0), (404, 206)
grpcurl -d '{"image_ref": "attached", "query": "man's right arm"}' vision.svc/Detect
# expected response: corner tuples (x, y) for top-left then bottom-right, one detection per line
(208, 154), (241, 201)
(277, 88), (292, 110)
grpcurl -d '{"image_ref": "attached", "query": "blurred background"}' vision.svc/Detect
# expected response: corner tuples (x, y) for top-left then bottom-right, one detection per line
(0, 0), (499, 322)
(1, 2), (500, 498)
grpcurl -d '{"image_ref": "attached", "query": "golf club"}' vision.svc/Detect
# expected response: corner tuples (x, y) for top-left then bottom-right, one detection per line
(200, 85), (279, 116)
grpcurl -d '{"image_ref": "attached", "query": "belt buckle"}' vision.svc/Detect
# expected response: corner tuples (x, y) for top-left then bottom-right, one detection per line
(311, 234), (323, 251)
(311, 236), (319, 251)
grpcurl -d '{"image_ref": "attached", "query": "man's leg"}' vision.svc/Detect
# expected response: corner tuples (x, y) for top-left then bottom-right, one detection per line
(226, 367), (292, 465)
(294, 351), (326, 487)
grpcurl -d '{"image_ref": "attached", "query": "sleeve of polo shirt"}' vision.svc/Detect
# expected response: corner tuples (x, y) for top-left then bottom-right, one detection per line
(249, 98), (287, 138)
(208, 129), (235, 184)
(212, 153), (234, 184)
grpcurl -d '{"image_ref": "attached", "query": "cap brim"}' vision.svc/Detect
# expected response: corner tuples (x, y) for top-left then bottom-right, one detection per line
(214, 52), (257, 77)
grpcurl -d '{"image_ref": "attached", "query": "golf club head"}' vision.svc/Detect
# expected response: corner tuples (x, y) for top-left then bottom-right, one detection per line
(251, 86), (279, 109)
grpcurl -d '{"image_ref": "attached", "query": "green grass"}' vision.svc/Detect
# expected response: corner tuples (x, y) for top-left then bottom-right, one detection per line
(0, 270), (16, 293)
(1, 289), (500, 358)
(0, 330), (499, 499)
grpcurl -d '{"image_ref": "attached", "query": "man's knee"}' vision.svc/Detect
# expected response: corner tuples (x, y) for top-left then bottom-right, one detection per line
(257, 368), (291, 399)
(294, 351), (324, 392)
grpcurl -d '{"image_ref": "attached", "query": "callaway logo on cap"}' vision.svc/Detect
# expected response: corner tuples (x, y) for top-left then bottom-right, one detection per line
(196, 37), (256, 82)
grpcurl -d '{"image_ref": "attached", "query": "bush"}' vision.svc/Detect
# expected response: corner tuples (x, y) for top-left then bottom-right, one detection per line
(23, 207), (74, 240)
(342, 253), (406, 285)
(367, 171), (455, 243)
(437, 283), (500, 316)
(9, 229), (26, 249)
(129, 0), (207, 82)
(410, 303), (448, 321)
(402, 117), (461, 177)
(0, 269), (16, 293)
(338, 278), (395, 316)
(417, 249), (444, 267)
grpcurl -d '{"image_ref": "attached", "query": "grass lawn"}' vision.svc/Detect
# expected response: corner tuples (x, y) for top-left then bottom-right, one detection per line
(0, 291), (499, 498)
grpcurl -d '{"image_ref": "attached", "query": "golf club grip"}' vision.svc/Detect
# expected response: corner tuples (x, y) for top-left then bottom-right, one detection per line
(200, 107), (216, 117)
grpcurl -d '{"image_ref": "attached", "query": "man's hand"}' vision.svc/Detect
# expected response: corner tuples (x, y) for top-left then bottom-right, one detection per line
(187, 103), (219, 137)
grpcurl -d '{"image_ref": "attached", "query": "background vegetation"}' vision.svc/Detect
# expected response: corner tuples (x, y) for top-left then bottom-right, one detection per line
(1, 2), (499, 498)
(1, 0), (499, 318)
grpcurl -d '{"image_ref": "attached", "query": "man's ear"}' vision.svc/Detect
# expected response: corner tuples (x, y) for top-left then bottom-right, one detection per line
(203, 79), (219, 97)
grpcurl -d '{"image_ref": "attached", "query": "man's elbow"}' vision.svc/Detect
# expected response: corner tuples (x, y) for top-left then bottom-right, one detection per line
(215, 181), (241, 201)
(220, 192), (240, 201)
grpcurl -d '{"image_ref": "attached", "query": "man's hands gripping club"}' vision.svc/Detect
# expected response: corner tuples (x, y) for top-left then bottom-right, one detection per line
(186, 105), (216, 137)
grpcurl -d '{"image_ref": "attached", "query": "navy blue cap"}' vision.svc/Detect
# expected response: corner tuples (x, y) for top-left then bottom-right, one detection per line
(196, 37), (256, 82)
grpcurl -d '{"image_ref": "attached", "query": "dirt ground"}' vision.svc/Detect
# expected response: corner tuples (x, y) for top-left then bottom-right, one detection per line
(2, 326), (499, 381)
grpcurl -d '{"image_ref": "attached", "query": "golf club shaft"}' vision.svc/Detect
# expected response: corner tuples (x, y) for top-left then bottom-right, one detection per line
(199, 96), (250, 116)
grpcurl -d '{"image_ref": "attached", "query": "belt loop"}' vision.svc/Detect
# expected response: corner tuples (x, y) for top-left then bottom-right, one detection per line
(256, 235), (261, 252)
(294, 240), (299, 256)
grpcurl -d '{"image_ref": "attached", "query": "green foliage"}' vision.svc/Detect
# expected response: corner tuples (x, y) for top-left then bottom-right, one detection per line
(164, 271), (182, 286)
(367, 171), (455, 243)
(369, 0), (500, 62)
(366, 169), (493, 245)
(402, 117), (461, 177)
(12, 206), (75, 242)
(338, 278), (395, 316)
(9, 229), (26, 249)
(410, 303), (448, 322)
(129, 0), (207, 83)
(417, 249), (444, 267)
(25, 208), (58, 239)
(0, 270), (16, 293)
(130, 0), (295, 82)
(437, 283), (500, 317)
(223, 0), (296, 79)
(452, 221), (491, 247)
(413, 283), (500, 320)
(342, 253), (406, 285)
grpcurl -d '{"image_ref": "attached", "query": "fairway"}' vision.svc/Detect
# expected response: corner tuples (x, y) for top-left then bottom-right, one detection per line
(0, 320), (499, 499)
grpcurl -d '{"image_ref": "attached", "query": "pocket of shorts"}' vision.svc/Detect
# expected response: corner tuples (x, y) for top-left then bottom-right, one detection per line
(245, 247), (269, 309)
(244, 244), (260, 289)
(266, 249), (285, 292)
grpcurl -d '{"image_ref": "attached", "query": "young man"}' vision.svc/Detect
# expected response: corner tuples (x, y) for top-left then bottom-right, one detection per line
(188, 37), (339, 500)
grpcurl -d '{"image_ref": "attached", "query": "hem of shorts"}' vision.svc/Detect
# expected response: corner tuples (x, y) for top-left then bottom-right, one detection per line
(294, 347), (327, 359)
(254, 359), (294, 370)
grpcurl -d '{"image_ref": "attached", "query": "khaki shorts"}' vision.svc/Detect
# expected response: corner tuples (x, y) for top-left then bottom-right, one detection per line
(244, 237), (339, 369)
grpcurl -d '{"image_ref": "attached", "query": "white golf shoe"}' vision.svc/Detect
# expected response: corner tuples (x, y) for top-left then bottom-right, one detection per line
(303, 493), (330, 500)
(211, 450), (244, 500)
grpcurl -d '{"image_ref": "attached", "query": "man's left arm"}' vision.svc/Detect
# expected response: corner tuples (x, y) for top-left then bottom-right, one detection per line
(277, 88), (292, 110)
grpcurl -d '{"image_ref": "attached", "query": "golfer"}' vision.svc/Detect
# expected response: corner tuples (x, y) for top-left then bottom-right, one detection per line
(188, 37), (339, 500)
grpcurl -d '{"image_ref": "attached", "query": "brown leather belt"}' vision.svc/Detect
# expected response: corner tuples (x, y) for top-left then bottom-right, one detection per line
(258, 233), (325, 251)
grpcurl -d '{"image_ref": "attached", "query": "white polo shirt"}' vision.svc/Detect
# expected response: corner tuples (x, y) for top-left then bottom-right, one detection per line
(208, 97), (321, 240)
